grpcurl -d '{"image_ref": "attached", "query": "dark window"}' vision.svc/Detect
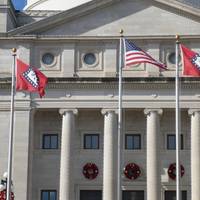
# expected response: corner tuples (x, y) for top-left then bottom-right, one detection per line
(167, 134), (183, 150)
(123, 191), (144, 200)
(165, 191), (187, 200)
(80, 190), (102, 200)
(84, 134), (99, 149)
(42, 134), (58, 149)
(41, 190), (57, 200)
(125, 134), (141, 150)
(83, 53), (96, 65)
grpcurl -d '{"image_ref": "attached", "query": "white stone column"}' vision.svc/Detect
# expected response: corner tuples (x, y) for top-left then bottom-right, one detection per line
(188, 109), (200, 200)
(59, 109), (78, 200)
(101, 109), (118, 200)
(144, 109), (162, 200)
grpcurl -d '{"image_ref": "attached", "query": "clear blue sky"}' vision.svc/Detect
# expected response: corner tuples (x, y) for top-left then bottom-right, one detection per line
(12, 0), (26, 10)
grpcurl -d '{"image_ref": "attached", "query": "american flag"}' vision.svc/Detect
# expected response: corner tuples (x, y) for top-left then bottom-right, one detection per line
(124, 39), (167, 70)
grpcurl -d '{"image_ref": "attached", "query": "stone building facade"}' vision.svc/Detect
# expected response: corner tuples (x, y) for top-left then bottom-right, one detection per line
(0, 0), (200, 200)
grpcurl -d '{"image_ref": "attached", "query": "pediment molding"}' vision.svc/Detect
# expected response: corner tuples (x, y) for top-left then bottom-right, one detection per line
(8, 0), (200, 36)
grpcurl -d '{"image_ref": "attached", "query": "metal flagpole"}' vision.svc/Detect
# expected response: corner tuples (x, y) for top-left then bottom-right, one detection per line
(175, 35), (181, 200)
(117, 29), (124, 200)
(6, 48), (17, 200)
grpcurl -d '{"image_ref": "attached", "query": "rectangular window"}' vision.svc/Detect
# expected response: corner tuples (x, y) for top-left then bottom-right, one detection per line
(125, 134), (141, 150)
(80, 190), (102, 200)
(42, 134), (58, 149)
(165, 191), (187, 200)
(167, 134), (183, 150)
(84, 134), (99, 149)
(122, 190), (144, 200)
(41, 190), (57, 200)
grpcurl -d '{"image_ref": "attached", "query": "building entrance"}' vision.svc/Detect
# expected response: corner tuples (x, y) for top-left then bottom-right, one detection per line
(122, 191), (144, 200)
(80, 190), (102, 200)
(164, 191), (187, 200)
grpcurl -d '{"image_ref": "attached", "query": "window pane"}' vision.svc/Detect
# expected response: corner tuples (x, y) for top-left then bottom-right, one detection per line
(91, 135), (99, 149)
(126, 135), (133, 149)
(84, 134), (99, 149)
(167, 135), (184, 150)
(167, 135), (176, 149)
(41, 191), (49, 200)
(84, 135), (91, 149)
(49, 191), (56, 200)
(133, 135), (140, 149)
(41, 190), (57, 200)
(126, 135), (141, 150)
(51, 135), (58, 149)
(43, 136), (50, 149)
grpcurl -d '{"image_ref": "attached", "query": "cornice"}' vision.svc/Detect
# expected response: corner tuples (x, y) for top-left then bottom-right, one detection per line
(155, 0), (200, 13)
(1, 35), (200, 41)
(16, 10), (61, 17)
(1, 77), (200, 90)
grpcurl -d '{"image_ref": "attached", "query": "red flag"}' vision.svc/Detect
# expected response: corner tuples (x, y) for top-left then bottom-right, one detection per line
(16, 59), (48, 97)
(180, 44), (200, 76)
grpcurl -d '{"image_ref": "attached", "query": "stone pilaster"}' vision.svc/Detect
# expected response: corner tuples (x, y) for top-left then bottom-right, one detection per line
(144, 109), (162, 200)
(188, 109), (200, 200)
(59, 109), (78, 200)
(13, 109), (32, 200)
(101, 109), (118, 200)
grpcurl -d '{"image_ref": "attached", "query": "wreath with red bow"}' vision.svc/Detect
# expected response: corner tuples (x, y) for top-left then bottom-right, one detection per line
(124, 163), (141, 180)
(168, 163), (185, 180)
(0, 190), (14, 200)
(83, 163), (99, 180)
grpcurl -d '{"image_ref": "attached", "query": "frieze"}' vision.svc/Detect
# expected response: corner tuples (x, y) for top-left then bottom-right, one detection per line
(1, 78), (200, 90)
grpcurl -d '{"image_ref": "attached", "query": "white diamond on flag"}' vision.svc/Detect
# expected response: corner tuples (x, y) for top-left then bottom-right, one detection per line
(23, 67), (39, 88)
(192, 54), (200, 70)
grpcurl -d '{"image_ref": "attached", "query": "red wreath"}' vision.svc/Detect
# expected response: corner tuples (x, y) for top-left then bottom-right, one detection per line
(83, 163), (99, 180)
(124, 163), (141, 180)
(0, 190), (14, 200)
(168, 163), (185, 180)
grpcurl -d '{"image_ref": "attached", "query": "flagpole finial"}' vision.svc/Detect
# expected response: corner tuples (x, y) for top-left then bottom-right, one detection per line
(11, 48), (17, 55)
(176, 35), (180, 43)
(119, 29), (124, 36)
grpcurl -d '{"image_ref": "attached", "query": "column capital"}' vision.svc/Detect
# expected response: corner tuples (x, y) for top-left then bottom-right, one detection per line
(144, 108), (163, 116)
(188, 109), (200, 116)
(59, 108), (78, 116)
(101, 108), (118, 115)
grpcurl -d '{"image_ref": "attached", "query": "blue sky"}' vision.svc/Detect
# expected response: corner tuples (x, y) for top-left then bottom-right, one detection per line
(12, 0), (26, 10)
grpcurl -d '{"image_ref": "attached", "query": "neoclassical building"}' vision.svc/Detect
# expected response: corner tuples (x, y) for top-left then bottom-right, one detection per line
(0, 0), (200, 200)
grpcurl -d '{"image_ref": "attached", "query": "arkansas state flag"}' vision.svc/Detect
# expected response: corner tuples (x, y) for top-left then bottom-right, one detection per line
(16, 59), (48, 97)
(180, 44), (200, 76)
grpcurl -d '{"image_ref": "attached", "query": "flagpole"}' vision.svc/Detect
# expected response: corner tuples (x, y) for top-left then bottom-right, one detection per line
(117, 29), (123, 200)
(175, 35), (181, 200)
(6, 48), (17, 200)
